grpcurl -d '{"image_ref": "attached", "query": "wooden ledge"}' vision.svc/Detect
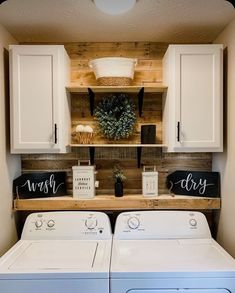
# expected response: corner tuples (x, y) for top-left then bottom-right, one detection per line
(66, 85), (168, 94)
(69, 144), (167, 148)
(13, 195), (220, 211)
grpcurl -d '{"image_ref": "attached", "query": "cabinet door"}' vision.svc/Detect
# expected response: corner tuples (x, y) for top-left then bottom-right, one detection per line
(174, 45), (222, 151)
(10, 46), (60, 153)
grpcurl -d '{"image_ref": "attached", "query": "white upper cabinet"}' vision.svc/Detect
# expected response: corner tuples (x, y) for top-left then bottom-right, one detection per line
(163, 44), (223, 152)
(10, 45), (71, 153)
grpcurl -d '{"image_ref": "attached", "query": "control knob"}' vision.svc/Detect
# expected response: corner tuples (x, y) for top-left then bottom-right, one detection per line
(85, 218), (97, 230)
(189, 219), (197, 227)
(47, 220), (55, 228)
(127, 217), (140, 230)
(35, 220), (43, 228)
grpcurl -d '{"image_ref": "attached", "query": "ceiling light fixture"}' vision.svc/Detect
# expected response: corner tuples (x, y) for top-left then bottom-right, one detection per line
(226, 0), (235, 8)
(93, 0), (136, 15)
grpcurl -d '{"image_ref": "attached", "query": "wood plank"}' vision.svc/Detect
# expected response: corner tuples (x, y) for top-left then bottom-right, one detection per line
(71, 59), (162, 72)
(69, 144), (167, 147)
(67, 85), (167, 93)
(13, 195), (220, 211)
(64, 42), (168, 59)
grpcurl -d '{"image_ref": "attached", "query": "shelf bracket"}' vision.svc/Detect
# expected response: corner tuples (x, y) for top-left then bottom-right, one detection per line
(88, 88), (95, 116)
(138, 87), (144, 117)
(137, 147), (142, 168)
(89, 147), (95, 165)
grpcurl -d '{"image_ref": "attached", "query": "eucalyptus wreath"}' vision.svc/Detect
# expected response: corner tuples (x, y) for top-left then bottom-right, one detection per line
(94, 94), (136, 140)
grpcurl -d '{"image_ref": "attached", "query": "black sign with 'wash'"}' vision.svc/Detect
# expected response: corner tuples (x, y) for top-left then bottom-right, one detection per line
(13, 172), (67, 199)
(166, 170), (220, 198)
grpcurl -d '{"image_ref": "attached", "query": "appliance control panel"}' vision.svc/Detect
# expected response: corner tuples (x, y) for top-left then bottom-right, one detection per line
(114, 211), (212, 240)
(21, 211), (112, 240)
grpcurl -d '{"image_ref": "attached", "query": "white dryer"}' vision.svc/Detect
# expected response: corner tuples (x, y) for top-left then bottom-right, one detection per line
(111, 211), (235, 293)
(0, 211), (112, 293)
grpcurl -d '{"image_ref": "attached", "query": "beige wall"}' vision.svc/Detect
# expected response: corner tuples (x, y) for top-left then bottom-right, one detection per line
(213, 18), (235, 257)
(0, 23), (20, 255)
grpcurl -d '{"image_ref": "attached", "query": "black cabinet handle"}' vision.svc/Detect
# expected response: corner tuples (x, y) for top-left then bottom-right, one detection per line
(177, 121), (180, 142)
(54, 124), (57, 144)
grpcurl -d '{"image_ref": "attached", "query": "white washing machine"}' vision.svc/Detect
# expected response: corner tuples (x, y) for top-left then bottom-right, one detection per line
(0, 211), (112, 293)
(111, 211), (235, 293)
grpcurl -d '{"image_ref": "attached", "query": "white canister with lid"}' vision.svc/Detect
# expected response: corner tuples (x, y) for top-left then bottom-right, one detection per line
(142, 166), (158, 197)
(72, 160), (98, 199)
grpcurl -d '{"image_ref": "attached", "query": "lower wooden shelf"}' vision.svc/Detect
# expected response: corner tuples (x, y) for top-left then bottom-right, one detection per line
(13, 195), (220, 211)
(69, 144), (167, 147)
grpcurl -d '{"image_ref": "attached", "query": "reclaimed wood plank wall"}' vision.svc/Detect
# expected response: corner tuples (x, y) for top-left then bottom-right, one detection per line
(22, 152), (212, 195)
(71, 93), (163, 144)
(67, 42), (167, 86)
(21, 42), (212, 196)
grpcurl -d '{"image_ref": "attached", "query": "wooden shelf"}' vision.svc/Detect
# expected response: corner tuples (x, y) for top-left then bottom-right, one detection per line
(66, 85), (167, 94)
(69, 144), (167, 148)
(13, 195), (220, 211)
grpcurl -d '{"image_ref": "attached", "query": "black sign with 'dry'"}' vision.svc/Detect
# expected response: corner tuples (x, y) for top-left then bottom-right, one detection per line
(167, 170), (220, 198)
(13, 172), (67, 199)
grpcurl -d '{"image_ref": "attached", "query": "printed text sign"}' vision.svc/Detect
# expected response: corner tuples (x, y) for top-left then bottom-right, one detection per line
(13, 172), (67, 199)
(167, 171), (220, 197)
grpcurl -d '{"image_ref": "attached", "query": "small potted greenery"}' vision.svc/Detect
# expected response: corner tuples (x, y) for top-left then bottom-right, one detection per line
(113, 164), (126, 197)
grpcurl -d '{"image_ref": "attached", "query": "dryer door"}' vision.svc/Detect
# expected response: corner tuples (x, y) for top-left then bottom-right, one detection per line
(128, 289), (230, 293)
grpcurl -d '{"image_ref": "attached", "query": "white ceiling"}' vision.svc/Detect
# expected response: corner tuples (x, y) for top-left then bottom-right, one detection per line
(0, 0), (234, 43)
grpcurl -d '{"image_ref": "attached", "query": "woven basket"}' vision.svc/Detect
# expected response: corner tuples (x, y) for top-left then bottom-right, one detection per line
(89, 57), (137, 86)
(76, 132), (93, 144)
(97, 76), (132, 86)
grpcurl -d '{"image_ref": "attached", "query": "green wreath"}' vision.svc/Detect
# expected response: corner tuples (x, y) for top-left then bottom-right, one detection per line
(94, 94), (136, 140)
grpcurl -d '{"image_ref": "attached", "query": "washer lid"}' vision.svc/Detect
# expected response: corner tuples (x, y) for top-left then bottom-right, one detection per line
(9, 241), (97, 270)
(111, 239), (235, 278)
(0, 239), (111, 278)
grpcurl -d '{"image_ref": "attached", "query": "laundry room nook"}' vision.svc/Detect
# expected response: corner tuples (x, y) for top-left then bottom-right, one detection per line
(0, 0), (235, 293)
(12, 42), (221, 233)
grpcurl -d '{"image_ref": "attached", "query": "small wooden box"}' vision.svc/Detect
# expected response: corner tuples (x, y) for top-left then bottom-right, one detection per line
(141, 125), (156, 144)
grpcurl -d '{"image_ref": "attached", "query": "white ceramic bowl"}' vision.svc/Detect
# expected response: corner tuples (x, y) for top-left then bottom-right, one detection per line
(89, 57), (137, 80)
